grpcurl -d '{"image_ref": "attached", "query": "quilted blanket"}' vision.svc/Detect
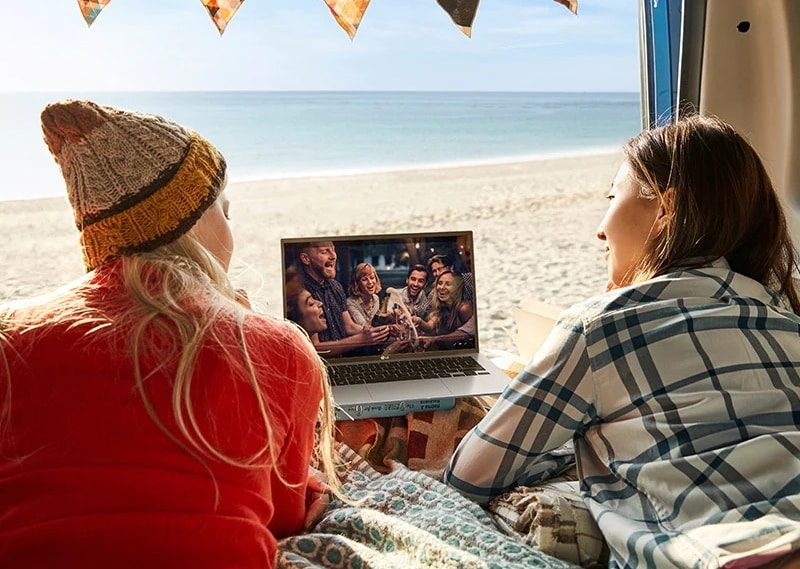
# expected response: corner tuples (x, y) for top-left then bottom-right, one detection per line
(488, 475), (609, 568)
(277, 445), (579, 568)
(334, 396), (492, 479)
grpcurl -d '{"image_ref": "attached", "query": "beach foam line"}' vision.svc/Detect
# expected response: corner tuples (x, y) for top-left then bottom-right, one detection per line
(0, 147), (623, 204)
(227, 145), (623, 185)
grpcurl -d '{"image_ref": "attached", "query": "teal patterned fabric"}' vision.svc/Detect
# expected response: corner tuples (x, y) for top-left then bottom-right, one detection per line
(277, 446), (577, 568)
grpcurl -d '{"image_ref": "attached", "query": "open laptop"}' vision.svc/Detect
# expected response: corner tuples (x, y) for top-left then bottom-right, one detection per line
(280, 230), (511, 420)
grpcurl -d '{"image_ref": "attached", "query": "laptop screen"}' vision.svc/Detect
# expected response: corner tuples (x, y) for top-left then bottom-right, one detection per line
(281, 231), (478, 362)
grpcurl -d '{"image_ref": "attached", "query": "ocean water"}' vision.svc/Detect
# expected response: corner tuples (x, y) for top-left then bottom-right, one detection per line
(0, 91), (641, 202)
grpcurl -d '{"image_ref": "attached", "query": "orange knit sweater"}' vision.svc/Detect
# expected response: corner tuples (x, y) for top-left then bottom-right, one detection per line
(0, 270), (323, 568)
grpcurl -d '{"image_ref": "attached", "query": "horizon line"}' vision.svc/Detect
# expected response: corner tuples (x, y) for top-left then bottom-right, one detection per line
(0, 88), (641, 95)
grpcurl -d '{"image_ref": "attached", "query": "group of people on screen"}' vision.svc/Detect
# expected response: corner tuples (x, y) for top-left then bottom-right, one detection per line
(1, 99), (799, 569)
(285, 246), (476, 357)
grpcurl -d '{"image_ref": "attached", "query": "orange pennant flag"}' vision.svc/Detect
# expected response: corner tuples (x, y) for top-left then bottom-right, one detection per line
(435, 0), (480, 38)
(553, 0), (578, 15)
(77, 0), (112, 26)
(323, 0), (372, 40)
(200, 0), (245, 35)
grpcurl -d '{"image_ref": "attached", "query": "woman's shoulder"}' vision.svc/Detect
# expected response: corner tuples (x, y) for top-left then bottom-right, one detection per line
(0, 280), (98, 336)
(345, 297), (364, 315)
(566, 262), (783, 327)
(243, 311), (313, 346)
(565, 278), (687, 325)
(241, 311), (323, 374)
(554, 285), (657, 333)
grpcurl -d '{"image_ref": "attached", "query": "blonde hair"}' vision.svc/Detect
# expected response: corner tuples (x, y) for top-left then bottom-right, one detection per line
(348, 262), (382, 297)
(429, 271), (466, 334)
(0, 230), (340, 498)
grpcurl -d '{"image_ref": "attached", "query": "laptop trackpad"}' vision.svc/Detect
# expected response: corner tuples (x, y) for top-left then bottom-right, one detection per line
(331, 384), (373, 406)
(366, 379), (452, 402)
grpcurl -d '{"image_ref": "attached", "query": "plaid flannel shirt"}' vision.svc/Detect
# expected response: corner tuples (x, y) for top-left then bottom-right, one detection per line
(445, 259), (800, 568)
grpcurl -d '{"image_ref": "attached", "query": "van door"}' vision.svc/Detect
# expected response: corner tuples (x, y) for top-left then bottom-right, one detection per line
(642, 0), (800, 239)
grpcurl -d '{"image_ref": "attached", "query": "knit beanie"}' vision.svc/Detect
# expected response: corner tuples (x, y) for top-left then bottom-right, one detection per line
(41, 100), (227, 271)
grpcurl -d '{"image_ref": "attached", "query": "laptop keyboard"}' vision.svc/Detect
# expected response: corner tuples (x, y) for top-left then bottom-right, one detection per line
(328, 355), (490, 385)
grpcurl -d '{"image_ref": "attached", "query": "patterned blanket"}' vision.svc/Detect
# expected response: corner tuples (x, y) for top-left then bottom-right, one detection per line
(488, 475), (609, 568)
(277, 445), (579, 568)
(334, 396), (492, 479)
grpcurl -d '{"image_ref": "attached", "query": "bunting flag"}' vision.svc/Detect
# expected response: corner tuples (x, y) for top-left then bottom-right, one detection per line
(77, 0), (112, 27)
(200, 0), (245, 35)
(323, 0), (372, 40)
(553, 0), (578, 15)
(436, 0), (479, 38)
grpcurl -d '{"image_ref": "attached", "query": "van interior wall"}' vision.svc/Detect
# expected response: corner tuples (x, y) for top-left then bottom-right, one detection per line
(695, 0), (800, 245)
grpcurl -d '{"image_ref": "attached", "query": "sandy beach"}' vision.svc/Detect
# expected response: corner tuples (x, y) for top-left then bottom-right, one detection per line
(1, 152), (621, 354)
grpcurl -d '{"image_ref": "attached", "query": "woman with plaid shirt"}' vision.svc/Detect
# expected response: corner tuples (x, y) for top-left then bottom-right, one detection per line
(446, 116), (800, 569)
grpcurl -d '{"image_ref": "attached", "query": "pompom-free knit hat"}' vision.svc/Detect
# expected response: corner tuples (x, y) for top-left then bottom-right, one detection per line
(41, 100), (227, 271)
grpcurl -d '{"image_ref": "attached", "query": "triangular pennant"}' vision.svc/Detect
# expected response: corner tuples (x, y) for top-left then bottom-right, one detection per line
(553, 0), (578, 15)
(436, 0), (480, 38)
(77, 0), (112, 27)
(323, 0), (372, 40)
(200, 0), (245, 35)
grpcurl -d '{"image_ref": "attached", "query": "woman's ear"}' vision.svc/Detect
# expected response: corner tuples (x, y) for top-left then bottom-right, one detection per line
(654, 187), (675, 233)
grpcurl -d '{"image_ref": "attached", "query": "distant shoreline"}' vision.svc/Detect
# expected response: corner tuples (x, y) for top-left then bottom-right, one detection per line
(0, 89), (641, 95)
(228, 145), (624, 185)
(1, 148), (624, 204)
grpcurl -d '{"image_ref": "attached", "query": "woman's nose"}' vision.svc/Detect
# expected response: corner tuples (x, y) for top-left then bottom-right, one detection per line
(596, 227), (607, 242)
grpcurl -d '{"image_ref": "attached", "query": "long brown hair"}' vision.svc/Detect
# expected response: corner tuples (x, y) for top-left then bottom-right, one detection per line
(430, 271), (466, 334)
(624, 115), (800, 313)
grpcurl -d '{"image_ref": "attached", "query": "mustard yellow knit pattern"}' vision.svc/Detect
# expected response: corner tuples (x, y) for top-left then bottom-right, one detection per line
(80, 133), (224, 270)
(41, 100), (226, 271)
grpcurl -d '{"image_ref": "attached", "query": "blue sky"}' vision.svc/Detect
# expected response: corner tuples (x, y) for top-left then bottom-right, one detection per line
(1, 1), (640, 92)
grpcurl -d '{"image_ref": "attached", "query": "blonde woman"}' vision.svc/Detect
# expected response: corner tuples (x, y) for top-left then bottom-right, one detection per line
(0, 101), (338, 569)
(346, 262), (382, 328)
(415, 271), (474, 349)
